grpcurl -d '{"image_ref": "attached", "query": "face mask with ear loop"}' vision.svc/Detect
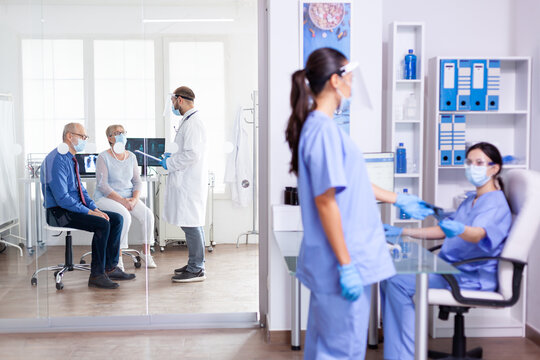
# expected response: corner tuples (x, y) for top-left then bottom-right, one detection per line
(334, 61), (374, 116)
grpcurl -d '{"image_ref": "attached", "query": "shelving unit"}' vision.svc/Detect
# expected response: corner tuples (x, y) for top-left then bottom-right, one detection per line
(384, 22), (425, 227)
(425, 56), (531, 338)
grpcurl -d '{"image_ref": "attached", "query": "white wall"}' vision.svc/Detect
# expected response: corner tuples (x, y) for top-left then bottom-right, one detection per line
(513, 0), (540, 335)
(0, 1), (257, 245)
(266, 0), (383, 331)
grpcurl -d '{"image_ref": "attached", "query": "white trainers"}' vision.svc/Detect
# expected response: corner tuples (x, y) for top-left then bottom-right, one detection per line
(142, 253), (157, 268)
(117, 256), (125, 271)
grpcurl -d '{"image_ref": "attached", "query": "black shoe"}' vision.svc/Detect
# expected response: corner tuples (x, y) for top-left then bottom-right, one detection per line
(106, 267), (136, 281)
(174, 265), (188, 275)
(88, 274), (119, 289)
(171, 269), (206, 283)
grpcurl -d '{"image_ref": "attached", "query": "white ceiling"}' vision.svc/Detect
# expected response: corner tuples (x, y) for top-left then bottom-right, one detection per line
(0, 0), (254, 6)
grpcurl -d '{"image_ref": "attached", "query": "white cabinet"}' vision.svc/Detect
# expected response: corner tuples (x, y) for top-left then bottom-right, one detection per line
(384, 22), (425, 227)
(425, 56), (531, 337)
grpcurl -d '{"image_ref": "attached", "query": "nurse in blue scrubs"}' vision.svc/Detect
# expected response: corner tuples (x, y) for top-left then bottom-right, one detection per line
(381, 142), (512, 360)
(285, 47), (434, 360)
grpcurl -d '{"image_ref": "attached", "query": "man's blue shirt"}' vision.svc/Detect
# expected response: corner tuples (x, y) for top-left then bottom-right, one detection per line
(40, 148), (97, 213)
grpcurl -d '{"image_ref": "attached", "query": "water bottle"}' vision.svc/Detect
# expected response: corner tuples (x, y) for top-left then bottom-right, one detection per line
(396, 143), (407, 174)
(404, 49), (417, 79)
(399, 189), (411, 219)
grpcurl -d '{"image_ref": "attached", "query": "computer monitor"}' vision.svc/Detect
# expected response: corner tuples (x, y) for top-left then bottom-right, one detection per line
(125, 137), (166, 169)
(125, 138), (146, 166)
(75, 153), (98, 177)
(364, 152), (395, 193)
(145, 138), (166, 166)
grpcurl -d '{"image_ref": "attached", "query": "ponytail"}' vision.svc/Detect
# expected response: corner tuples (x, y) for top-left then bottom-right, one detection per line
(286, 69), (314, 175)
(285, 47), (347, 176)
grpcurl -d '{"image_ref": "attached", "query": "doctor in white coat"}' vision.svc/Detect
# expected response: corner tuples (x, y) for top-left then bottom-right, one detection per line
(162, 86), (208, 283)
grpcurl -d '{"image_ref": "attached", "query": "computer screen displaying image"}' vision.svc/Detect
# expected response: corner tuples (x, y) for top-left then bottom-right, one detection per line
(125, 138), (165, 167)
(145, 138), (165, 166)
(364, 152), (395, 193)
(75, 153), (98, 177)
(125, 138), (146, 166)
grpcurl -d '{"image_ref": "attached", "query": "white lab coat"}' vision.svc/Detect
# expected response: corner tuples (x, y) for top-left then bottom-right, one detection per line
(224, 106), (252, 207)
(163, 108), (208, 227)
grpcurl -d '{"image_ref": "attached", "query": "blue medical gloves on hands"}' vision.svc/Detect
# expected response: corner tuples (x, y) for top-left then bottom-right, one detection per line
(337, 263), (364, 301)
(439, 219), (465, 238)
(160, 153), (171, 170)
(394, 193), (434, 220)
(383, 224), (402, 244)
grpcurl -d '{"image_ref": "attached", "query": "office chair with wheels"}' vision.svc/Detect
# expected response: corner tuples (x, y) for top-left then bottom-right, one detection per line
(427, 169), (540, 359)
(30, 224), (91, 290)
(79, 248), (142, 268)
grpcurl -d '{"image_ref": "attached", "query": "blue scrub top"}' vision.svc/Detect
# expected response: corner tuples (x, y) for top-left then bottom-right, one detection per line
(440, 190), (512, 291)
(295, 110), (396, 294)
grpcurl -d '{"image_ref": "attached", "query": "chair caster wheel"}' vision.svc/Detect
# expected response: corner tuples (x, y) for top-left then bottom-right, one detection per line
(54, 271), (59, 277)
(31, 278), (37, 286)
(211, 241), (216, 246)
(19, 243), (25, 249)
(56, 282), (64, 290)
(207, 247), (214, 253)
(160, 247), (165, 252)
(135, 261), (142, 269)
(80, 260), (86, 264)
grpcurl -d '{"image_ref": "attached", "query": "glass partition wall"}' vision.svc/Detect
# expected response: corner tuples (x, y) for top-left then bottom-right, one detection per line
(0, 0), (259, 330)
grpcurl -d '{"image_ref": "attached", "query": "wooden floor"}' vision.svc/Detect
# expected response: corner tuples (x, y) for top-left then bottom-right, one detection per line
(0, 243), (258, 318)
(1, 328), (540, 359)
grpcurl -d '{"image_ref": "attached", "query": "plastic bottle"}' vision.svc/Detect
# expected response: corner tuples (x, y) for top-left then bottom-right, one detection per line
(399, 189), (411, 219)
(396, 143), (407, 174)
(404, 49), (417, 79)
(403, 93), (417, 120)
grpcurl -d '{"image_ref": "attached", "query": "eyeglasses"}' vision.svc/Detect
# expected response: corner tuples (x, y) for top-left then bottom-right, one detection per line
(169, 92), (194, 102)
(465, 159), (495, 167)
(109, 131), (127, 137)
(71, 132), (89, 141)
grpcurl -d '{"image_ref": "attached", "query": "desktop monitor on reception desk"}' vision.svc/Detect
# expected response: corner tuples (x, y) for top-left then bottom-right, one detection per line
(364, 152), (395, 194)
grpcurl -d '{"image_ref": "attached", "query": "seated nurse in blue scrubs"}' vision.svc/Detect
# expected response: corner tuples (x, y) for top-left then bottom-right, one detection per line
(285, 47), (434, 360)
(381, 142), (512, 360)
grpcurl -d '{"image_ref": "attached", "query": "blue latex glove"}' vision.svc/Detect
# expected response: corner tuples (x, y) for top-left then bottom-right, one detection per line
(383, 224), (402, 244)
(337, 264), (364, 301)
(394, 193), (434, 220)
(439, 219), (465, 238)
(160, 153), (171, 170)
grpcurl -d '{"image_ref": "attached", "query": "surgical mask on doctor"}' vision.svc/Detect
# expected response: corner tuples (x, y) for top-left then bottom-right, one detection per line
(72, 138), (86, 153)
(171, 104), (181, 116)
(465, 165), (491, 187)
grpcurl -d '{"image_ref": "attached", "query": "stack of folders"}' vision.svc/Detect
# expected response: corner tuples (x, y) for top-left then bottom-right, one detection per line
(440, 59), (500, 112)
(438, 114), (466, 166)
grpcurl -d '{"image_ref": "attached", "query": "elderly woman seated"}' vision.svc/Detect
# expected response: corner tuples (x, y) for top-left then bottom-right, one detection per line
(94, 124), (157, 270)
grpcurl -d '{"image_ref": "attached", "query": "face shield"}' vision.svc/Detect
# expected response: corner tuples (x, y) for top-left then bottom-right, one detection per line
(337, 61), (372, 111)
(163, 93), (181, 120)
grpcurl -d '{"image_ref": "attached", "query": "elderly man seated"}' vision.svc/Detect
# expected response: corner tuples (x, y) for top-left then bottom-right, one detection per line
(40, 122), (136, 289)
